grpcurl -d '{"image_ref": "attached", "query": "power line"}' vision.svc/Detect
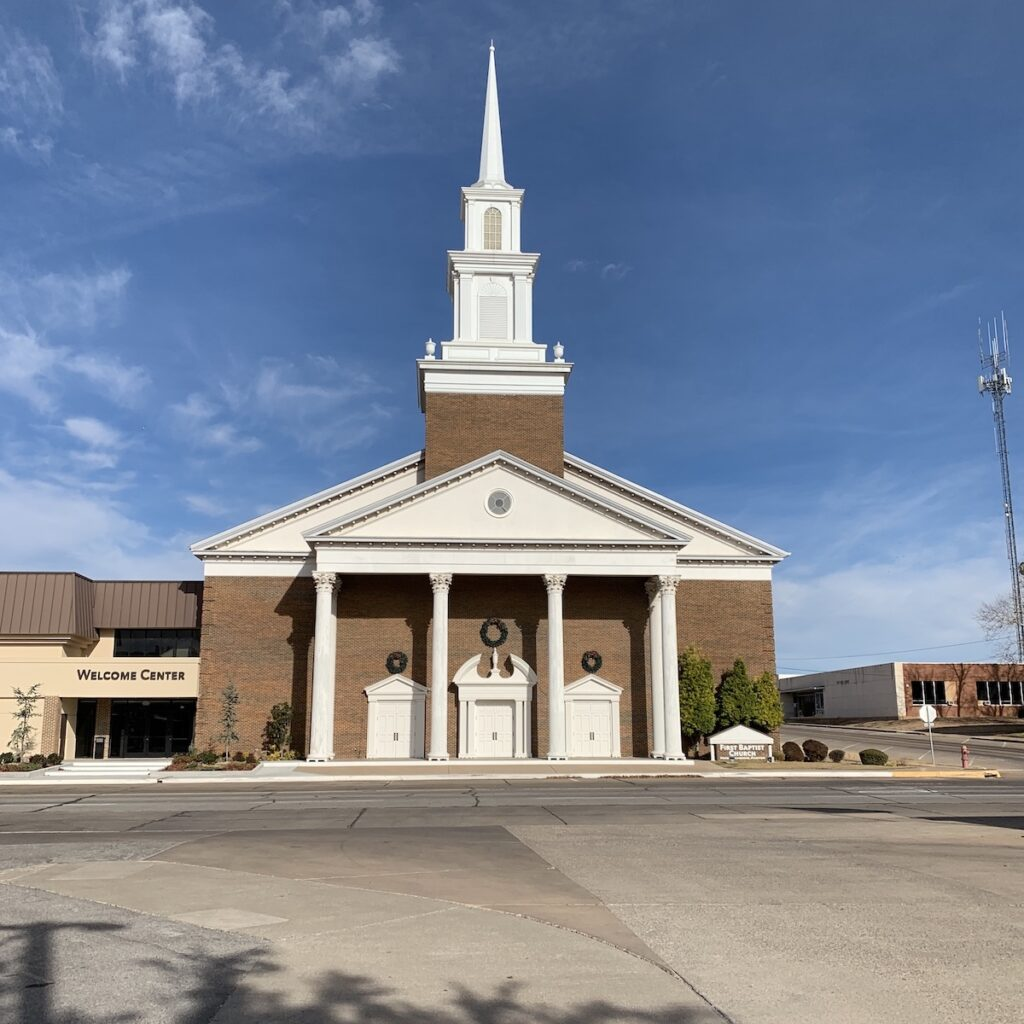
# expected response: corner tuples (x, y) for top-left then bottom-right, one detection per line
(779, 634), (1011, 662)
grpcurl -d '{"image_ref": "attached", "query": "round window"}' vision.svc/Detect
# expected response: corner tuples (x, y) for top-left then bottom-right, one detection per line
(486, 489), (513, 517)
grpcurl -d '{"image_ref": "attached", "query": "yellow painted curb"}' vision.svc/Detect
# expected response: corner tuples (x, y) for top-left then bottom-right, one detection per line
(890, 769), (1001, 779)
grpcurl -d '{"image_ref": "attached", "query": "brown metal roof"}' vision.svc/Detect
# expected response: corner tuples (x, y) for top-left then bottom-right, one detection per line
(0, 574), (202, 637)
(94, 581), (202, 629)
(0, 573), (95, 638)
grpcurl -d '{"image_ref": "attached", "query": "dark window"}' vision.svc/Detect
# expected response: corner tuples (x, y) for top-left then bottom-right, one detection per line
(114, 628), (199, 658)
(910, 680), (946, 705)
(980, 680), (1024, 705)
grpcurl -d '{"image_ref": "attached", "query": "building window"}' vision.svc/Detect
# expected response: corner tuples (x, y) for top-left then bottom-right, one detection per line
(910, 680), (947, 706)
(114, 628), (199, 658)
(483, 207), (502, 249)
(977, 680), (1024, 705)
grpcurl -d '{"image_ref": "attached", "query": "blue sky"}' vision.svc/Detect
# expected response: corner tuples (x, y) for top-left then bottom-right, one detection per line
(1, 1), (1023, 672)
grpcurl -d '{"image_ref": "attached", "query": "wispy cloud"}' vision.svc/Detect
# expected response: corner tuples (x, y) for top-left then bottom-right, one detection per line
(0, 27), (63, 163)
(81, 0), (400, 143)
(0, 467), (196, 578)
(0, 266), (147, 411)
(183, 492), (228, 516)
(564, 258), (632, 281)
(171, 392), (262, 455)
(65, 416), (124, 449)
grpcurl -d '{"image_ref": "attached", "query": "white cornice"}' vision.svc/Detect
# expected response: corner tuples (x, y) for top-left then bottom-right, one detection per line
(190, 451), (423, 555)
(564, 454), (789, 561)
(313, 538), (683, 552)
(305, 450), (692, 544)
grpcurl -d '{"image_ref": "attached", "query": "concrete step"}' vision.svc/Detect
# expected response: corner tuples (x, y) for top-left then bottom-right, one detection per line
(45, 759), (171, 777)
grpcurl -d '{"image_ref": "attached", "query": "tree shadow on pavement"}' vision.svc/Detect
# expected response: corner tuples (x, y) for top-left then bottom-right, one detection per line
(165, 948), (723, 1024)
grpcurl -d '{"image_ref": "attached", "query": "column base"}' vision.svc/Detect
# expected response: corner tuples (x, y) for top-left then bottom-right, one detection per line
(428, 754), (450, 761)
(306, 755), (334, 763)
(663, 754), (688, 761)
(650, 751), (666, 759)
(546, 754), (568, 761)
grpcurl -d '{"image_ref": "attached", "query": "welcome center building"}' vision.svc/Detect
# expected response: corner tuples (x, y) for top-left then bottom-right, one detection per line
(1, 49), (787, 764)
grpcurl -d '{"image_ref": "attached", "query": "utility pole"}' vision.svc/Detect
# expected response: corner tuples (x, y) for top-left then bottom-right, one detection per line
(978, 313), (1024, 661)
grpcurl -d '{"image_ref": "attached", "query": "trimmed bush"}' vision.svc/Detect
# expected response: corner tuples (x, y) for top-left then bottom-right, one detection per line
(0, 752), (14, 764)
(45, 752), (62, 766)
(859, 748), (888, 766)
(28, 753), (46, 766)
(782, 741), (804, 762)
(802, 739), (828, 762)
(828, 749), (846, 763)
(198, 749), (219, 765)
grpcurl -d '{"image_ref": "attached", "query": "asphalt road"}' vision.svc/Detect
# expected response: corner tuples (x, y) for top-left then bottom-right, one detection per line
(781, 721), (1024, 768)
(1, 775), (1022, 835)
(3, 777), (1023, 1024)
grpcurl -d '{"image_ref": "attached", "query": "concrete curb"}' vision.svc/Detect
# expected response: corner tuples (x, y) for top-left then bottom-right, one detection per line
(0, 767), (1004, 787)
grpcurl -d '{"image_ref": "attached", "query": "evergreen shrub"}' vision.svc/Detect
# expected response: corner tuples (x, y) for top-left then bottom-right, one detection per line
(802, 739), (828, 762)
(828, 749), (846, 763)
(859, 748), (888, 766)
(782, 741), (804, 762)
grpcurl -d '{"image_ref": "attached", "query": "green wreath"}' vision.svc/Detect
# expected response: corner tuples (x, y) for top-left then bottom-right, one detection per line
(386, 651), (408, 675)
(581, 650), (603, 674)
(480, 617), (509, 648)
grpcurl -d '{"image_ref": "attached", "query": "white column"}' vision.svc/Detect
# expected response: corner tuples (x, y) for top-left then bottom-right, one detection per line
(544, 573), (568, 760)
(308, 571), (339, 762)
(659, 575), (685, 760)
(428, 573), (452, 760)
(645, 579), (666, 759)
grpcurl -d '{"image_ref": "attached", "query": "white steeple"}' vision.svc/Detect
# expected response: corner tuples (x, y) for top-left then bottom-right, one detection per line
(476, 43), (509, 188)
(417, 46), (572, 409)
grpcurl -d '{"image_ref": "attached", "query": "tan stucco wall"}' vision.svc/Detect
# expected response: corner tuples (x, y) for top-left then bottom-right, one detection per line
(1, 653), (199, 758)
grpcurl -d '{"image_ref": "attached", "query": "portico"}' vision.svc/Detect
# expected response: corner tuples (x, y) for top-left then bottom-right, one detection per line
(301, 562), (688, 762)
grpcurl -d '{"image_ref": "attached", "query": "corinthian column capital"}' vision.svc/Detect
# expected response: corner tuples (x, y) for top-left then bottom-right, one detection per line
(657, 575), (681, 596)
(312, 571), (338, 594)
(543, 573), (567, 594)
(430, 572), (453, 594)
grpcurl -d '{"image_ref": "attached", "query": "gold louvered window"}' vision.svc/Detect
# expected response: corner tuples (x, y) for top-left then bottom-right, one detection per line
(483, 207), (502, 249)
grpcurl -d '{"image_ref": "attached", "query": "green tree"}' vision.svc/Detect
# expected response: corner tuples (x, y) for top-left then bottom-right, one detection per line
(716, 659), (758, 729)
(217, 682), (241, 761)
(751, 670), (784, 732)
(9, 683), (41, 761)
(677, 646), (716, 754)
(262, 702), (293, 754)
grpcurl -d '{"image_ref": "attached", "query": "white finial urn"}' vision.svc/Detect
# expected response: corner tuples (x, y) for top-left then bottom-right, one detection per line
(425, 338), (436, 359)
(553, 341), (565, 363)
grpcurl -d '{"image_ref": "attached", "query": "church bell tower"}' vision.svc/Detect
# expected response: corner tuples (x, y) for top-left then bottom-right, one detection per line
(418, 45), (572, 479)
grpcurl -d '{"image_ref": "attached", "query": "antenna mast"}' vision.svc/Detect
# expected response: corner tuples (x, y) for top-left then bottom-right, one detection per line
(978, 312), (1024, 661)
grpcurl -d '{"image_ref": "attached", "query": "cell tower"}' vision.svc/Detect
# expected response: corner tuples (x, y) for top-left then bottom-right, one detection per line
(978, 312), (1024, 662)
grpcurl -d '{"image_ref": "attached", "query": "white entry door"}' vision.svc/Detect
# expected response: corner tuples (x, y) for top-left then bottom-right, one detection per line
(373, 702), (423, 759)
(473, 700), (515, 758)
(570, 700), (613, 758)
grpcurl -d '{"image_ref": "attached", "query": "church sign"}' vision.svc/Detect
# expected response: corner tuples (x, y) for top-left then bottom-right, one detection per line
(708, 725), (774, 762)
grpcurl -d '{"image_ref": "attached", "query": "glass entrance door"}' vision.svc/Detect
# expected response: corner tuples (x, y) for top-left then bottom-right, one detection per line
(110, 700), (196, 757)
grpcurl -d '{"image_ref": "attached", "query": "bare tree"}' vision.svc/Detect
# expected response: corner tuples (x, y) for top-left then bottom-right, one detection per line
(975, 594), (1019, 661)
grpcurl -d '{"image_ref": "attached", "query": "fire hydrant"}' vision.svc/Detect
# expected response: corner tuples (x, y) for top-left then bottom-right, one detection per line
(961, 744), (970, 769)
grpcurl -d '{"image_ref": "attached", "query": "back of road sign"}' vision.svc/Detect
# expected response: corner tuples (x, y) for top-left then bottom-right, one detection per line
(919, 704), (937, 725)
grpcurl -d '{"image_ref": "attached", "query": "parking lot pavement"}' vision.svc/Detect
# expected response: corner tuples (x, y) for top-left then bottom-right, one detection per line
(2, 779), (1023, 1023)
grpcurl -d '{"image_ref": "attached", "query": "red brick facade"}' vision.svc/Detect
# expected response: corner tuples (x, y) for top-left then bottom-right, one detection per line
(196, 572), (778, 758)
(423, 393), (565, 479)
(900, 662), (1024, 719)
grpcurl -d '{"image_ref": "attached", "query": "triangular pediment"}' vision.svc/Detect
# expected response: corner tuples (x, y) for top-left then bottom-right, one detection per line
(305, 452), (690, 546)
(563, 453), (788, 563)
(191, 451), (424, 557)
(565, 674), (623, 697)
(364, 675), (427, 698)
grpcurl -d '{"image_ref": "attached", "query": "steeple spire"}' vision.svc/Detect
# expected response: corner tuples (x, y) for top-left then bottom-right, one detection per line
(476, 43), (509, 188)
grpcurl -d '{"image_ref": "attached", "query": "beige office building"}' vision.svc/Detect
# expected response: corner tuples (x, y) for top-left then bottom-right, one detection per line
(0, 573), (201, 759)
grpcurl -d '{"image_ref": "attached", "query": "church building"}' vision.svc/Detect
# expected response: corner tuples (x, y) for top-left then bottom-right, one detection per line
(190, 48), (788, 762)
